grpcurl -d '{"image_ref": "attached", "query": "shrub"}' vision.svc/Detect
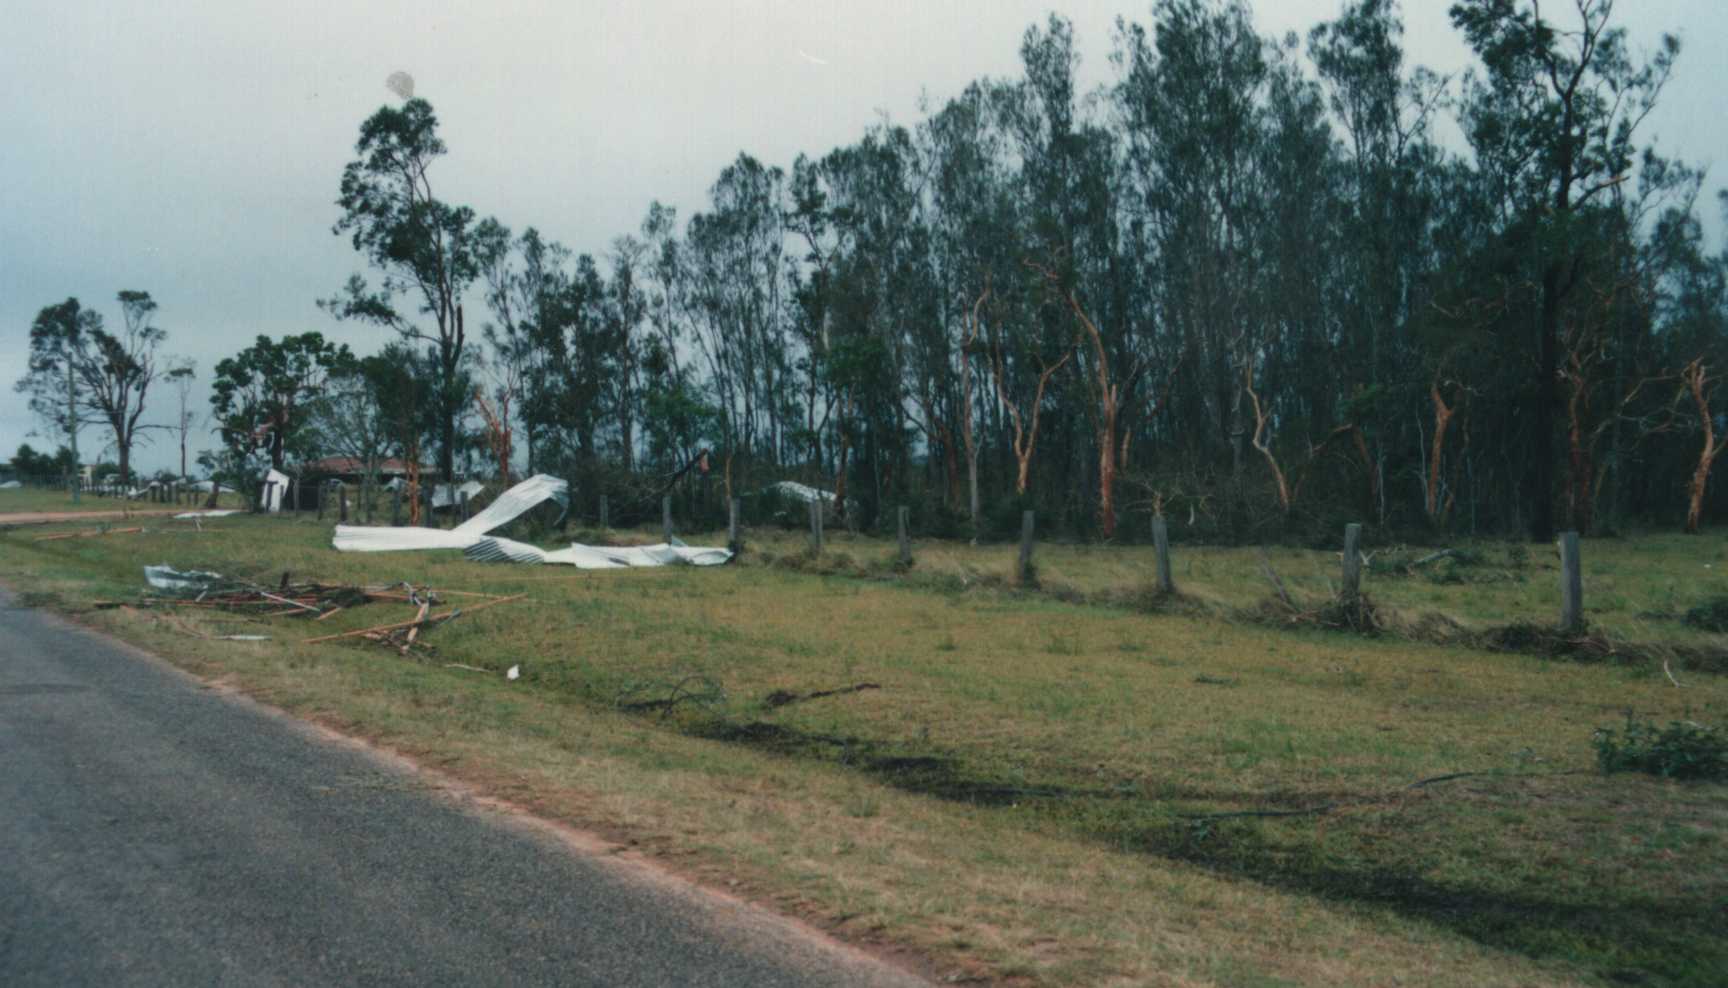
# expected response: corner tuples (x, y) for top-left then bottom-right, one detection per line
(1593, 713), (1728, 781)
(1681, 596), (1728, 632)
(1504, 543), (1530, 570)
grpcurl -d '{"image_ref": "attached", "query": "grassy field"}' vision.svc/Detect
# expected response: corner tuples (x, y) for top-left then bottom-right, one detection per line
(0, 486), (245, 515)
(709, 523), (1728, 650)
(3, 508), (1724, 986)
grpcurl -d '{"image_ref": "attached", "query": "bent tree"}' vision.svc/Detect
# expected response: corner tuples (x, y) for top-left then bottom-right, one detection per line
(325, 97), (484, 481)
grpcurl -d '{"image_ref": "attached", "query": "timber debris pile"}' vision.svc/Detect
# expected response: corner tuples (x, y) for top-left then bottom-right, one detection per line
(131, 565), (526, 657)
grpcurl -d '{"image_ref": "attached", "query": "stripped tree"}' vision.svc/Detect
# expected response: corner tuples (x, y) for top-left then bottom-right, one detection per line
(1681, 358), (1726, 533)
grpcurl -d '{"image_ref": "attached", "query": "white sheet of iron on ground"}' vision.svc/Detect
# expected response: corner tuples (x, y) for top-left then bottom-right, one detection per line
(143, 564), (229, 591)
(465, 535), (732, 569)
(174, 509), (241, 519)
(765, 480), (836, 504)
(331, 473), (568, 553)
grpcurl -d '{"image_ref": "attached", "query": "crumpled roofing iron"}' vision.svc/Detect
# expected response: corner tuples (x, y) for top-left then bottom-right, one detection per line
(332, 474), (568, 553)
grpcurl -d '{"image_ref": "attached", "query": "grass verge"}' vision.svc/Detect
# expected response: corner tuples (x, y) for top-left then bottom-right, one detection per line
(3, 513), (1725, 986)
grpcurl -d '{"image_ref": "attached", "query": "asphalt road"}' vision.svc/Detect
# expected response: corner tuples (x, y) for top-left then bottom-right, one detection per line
(0, 589), (925, 987)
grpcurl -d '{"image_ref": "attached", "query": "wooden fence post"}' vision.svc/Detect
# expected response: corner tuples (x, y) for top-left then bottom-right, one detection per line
(728, 497), (741, 554)
(663, 495), (674, 542)
(422, 483), (434, 528)
(1559, 531), (1583, 633)
(897, 505), (911, 567)
(459, 489), (470, 523)
(1017, 510), (1036, 585)
(1153, 515), (1175, 594)
(338, 483), (349, 523)
(809, 499), (824, 554)
(317, 483), (325, 521)
(599, 494), (609, 530)
(1341, 523), (1363, 603)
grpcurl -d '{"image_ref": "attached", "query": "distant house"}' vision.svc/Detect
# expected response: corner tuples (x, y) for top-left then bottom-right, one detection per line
(301, 457), (432, 486)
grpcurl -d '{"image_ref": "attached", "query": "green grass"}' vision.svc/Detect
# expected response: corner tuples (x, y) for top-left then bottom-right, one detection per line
(713, 524), (1728, 650)
(3, 512), (1725, 986)
(0, 486), (245, 514)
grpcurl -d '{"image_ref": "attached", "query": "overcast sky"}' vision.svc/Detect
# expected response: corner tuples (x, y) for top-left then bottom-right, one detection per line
(3, 0), (1722, 474)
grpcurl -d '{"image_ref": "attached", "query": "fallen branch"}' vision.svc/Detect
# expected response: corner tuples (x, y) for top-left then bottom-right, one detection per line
(35, 526), (144, 542)
(1181, 768), (1586, 823)
(402, 600), (431, 653)
(1409, 549), (1461, 568)
(301, 593), (526, 645)
(762, 682), (881, 709)
(1257, 547), (1294, 611)
(618, 674), (727, 720)
(1664, 658), (1685, 689)
(1179, 803), (1340, 821)
(302, 613), (453, 644)
(258, 590), (322, 616)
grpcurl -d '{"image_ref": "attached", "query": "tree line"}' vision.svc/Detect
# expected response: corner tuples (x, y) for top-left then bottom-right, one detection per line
(16, 1), (1728, 542)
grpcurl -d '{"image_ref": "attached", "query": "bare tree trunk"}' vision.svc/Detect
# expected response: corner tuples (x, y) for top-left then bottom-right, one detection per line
(961, 287), (985, 542)
(989, 335), (1070, 498)
(1684, 359), (1724, 534)
(1245, 367), (1290, 515)
(1565, 366), (1593, 534)
(1427, 379), (1459, 523)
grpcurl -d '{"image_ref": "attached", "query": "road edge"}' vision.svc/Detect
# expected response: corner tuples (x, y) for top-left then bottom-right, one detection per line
(2, 583), (946, 987)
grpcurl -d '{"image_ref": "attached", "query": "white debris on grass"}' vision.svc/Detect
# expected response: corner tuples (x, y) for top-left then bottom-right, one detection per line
(143, 565), (229, 591)
(174, 509), (241, 520)
(766, 480), (836, 504)
(464, 535), (732, 569)
(332, 474), (568, 553)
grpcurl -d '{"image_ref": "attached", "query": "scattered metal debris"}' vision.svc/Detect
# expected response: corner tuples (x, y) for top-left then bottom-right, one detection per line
(143, 565), (230, 591)
(464, 535), (732, 569)
(332, 473), (568, 553)
(766, 480), (838, 505)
